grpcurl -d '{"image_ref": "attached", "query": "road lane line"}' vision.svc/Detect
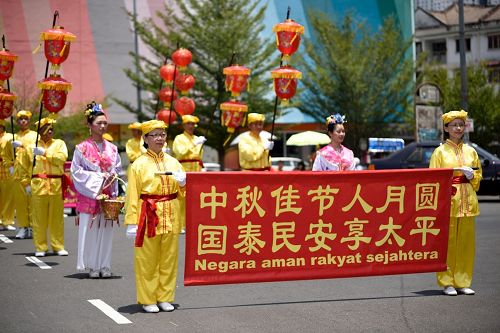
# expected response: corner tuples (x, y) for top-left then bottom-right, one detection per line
(88, 299), (132, 324)
(25, 256), (52, 269)
(0, 234), (13, 243)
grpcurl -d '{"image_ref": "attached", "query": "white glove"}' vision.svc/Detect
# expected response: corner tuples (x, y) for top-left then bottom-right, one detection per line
(33, 147), (46, 156)
(12, 140), (22, 148)
(459, 166), (474, 180)
(9, 166), (14, 175)
(126, 225), (137, 240)
(162, 147), (171, 155)
(194, 136), (207, 145)
(25, 185), (31, 194)
(172, 171), (186, 187)
(263, 140), (274, 150)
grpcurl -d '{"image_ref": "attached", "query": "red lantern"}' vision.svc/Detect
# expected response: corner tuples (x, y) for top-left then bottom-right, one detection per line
(159, 63), (179, 84)
(158, 87), (178, 108)
(156, 109), (177, 124)
(174, 74), (195, 94)
(174, 97), (195, 116)
(37, 74), (72, 114)
(223, 65), (250, 97)
(0, 89), (16, 119)
(171, 48), (192, 71)
(272, 19), (304, 62)
(271, 66), (302, 104)
(38, 27), (76, 72)
(220, 100), (248, 133)
(0, 49), (18, 87)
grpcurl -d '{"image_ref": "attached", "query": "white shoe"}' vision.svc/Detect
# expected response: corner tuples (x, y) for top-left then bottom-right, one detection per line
(6, 225), (16, 231)
(457, 287), (475, 295)
(180, 229), (186, 234)
(158, 302), (175, 312)
(443, 286), (458, 296)
(100, 267), (112, 278)
(142, 304), (160, 313)
(15, 228), (27, 239)
(35, 251), (46, 257)
(56, 249), (69, 256)
(89, 269), (100, 279)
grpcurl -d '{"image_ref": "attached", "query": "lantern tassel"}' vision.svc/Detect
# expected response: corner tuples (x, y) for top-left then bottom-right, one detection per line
(32, 43), (42, 54)
(59, 42), (67, 57)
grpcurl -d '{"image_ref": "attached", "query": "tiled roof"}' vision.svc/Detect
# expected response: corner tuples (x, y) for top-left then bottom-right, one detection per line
(429, 4), (500, 26)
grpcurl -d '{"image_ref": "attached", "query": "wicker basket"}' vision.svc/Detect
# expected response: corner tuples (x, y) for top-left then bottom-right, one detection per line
(101, 199), (125, 220)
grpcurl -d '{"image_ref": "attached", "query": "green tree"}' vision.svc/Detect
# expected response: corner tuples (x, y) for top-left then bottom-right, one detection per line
(420, 64), (500, 151)
(114, 0), (276, 166)
(298, 13), (417, 155)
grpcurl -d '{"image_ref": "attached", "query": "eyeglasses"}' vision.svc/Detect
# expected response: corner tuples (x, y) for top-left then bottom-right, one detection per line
(448, 123), (465, 128)
(147, 133), (167, 139)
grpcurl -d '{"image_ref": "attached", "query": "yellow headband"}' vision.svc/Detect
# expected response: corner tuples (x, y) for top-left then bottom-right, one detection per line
(182, 115), (199, 124)
(16, 110), (32, 119)
(35, 117), (57, 128)
(442, 110), (468, 124)
(141, 120), (167, 135)
(247, 113), (265, 124)
(128, 122), (142, 130)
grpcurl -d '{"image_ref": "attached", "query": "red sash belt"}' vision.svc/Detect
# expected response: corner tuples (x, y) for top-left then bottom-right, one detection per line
(451, 175), (469, 196)
(179, 159), (204, 168)
(32, 174), (63, 179)
(135, 193), (178, 247)
(242, 167), (271, 171)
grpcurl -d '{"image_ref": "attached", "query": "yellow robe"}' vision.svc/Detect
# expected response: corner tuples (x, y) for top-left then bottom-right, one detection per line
(429, 139), (482, 288)
(172, 131), (204, 172)
(1, 129), (37, 228)
(24, 138), (68, 252)
(238, 132), (271, 170)
(125, 149), (185, 305)
(0, 132), (15, 227)
(125, 137), (144, 164)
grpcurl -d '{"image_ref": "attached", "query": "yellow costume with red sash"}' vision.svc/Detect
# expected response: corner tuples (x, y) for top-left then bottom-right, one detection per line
(0, 127), (15, 228)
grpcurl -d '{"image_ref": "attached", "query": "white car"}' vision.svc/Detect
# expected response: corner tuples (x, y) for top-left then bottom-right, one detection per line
(271, 157), (304, 171)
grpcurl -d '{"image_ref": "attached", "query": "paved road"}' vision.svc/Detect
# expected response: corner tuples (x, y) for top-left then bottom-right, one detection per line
(1, 197), (499, 332)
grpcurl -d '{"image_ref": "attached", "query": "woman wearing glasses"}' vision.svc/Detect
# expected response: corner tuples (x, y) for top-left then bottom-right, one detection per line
(124, 120), (186, 313)
(71, 102), (122, 279)
(429, 110), (482, 296)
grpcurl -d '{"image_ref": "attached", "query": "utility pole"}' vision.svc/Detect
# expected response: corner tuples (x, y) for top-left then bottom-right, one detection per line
(458, 0), (469, 140)
(133, 0), (142, 115)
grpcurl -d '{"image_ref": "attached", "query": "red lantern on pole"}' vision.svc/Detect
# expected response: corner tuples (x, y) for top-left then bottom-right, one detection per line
(271, 66), (302, 104)
(37, 74), (72, 114)
(156, 109), (177, 124)
(174, 97), (195, 116)
(174, 74), (195, 94)
(38, 26), (76, 72)
(223, 65), (250, 97)
(171, 48), (192, 71)
(159, 63), (179, 85)
(0, 48), (18, 87)
(0, 89), (16, 119)
(220, 100), (248, 133)
(272, 19), (304, 62)
(158, 87), (178, 108)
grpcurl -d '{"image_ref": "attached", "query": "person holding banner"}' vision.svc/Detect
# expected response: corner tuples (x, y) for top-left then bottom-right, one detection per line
(172, 115), (206, 233)
(1, 110), (37, 239)
(124, 119), (186, 313)
(312, 114), (356, 171)
(0, 120), (16, 231)
(238, 113), (273, 171)
(24, 117), (69, 257)
(71, 102), (122, 279)
(429, 110), (481, 296)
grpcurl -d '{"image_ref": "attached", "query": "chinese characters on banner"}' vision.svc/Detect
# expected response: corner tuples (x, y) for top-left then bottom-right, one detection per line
(184, 169), (453, 286)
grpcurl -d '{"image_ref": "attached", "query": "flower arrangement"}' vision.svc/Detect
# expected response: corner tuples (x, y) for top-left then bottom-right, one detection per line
(96, 193), (109, 201)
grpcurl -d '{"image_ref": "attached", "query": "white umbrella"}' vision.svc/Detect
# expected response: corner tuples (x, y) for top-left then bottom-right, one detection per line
(286, 131), (331, 146)
(230, 131), (276, 146)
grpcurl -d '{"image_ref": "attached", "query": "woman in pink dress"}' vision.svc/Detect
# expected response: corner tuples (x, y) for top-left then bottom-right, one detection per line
(312, 114), (356, 171)
(71, 102), (122, 278)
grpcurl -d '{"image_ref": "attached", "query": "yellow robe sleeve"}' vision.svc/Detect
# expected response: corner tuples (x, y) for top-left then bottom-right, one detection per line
(238, 132), (270, 169)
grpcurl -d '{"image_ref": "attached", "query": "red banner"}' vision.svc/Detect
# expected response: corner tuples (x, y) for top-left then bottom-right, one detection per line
(184, 169), (452, 286)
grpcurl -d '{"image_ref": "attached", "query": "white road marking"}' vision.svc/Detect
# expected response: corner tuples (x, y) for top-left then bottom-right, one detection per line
(88, 299), (132, 324)
(25, 256), (52, 269)
(0, 234), (13, 243)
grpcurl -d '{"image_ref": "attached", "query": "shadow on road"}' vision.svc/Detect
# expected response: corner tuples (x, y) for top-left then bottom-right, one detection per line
(64, 273), (123, 280)
(26, 262), (59, 267)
